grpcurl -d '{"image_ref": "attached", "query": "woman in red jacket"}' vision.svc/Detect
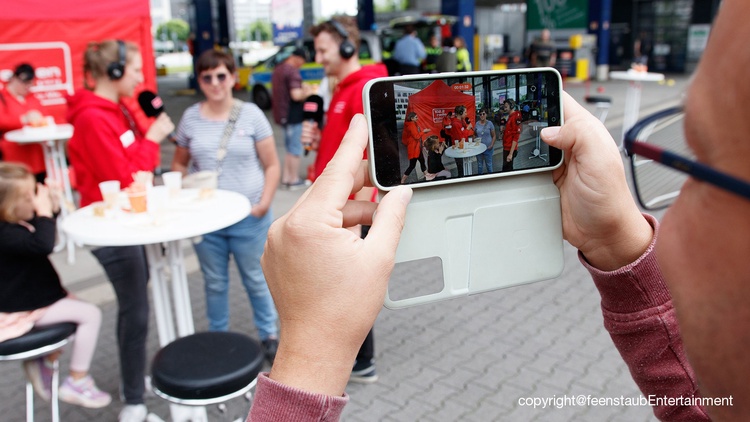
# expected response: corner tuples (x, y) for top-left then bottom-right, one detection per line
(400, 112), (429, 184)
(66, 39), (174, 422)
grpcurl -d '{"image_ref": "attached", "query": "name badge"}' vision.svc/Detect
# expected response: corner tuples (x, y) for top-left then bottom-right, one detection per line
(120, 130), (135, 148)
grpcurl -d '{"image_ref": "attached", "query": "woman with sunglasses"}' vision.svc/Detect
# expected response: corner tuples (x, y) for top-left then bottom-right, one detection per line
(0, 63), (46, 182)
(67, 39), (175, 422)
(171, 50), (281, 363)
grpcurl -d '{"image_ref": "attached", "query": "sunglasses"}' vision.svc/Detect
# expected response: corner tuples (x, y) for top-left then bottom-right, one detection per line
(199, 73), (229, 84)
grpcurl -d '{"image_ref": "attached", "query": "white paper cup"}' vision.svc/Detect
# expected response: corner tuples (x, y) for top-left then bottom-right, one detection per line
(161, 171), (182, 198)
(147, 186), (169, 224)
(98, 180), (121, 209)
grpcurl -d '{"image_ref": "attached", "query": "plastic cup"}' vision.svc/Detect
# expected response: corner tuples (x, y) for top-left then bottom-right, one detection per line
(161, 171), (182, 198)
(127, 190), (147, 213)
(147, 186), (169, 224)
(98, 180), (121, 209)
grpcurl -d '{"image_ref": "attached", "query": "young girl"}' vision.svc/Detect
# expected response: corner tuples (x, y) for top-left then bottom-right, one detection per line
(0, 163), (111, 409)
(423, 135), (452, 180)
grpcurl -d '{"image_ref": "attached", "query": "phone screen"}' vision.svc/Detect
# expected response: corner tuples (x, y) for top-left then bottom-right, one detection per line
(366, 69), (563, 189)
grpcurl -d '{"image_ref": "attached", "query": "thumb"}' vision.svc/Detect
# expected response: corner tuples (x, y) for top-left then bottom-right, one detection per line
(363, 186), (413, 259)
(540, 125), (563, 149)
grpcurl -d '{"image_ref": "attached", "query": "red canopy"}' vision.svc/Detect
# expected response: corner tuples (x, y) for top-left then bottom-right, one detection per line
(0, 0), (156, 123)
(405, 79), (476, 133)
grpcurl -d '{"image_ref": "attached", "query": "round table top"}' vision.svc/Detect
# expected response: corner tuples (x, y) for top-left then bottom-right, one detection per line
(609, 70), (665, 82)
(444, 142), (488, 159)
(4, 124), (74, 143)
(62, 189), (251, 246)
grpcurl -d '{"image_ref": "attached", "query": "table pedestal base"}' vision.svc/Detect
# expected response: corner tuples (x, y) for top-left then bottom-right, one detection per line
(145, 241), (205, 422)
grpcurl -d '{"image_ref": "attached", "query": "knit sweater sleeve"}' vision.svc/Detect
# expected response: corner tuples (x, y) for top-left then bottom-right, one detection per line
(246, 373), (348, 421)
(580, 214), (710, 421)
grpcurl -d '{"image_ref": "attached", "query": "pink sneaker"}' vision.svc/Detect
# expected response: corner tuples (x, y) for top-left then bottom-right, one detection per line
(22, 357), (53, 401)
(59, 375), (112, 408)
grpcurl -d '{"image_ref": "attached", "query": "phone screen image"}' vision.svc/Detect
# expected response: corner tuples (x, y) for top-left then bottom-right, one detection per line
(366, 69), (563, 189)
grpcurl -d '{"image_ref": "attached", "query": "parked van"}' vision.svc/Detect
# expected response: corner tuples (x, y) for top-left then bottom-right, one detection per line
(247, 31), (383, 110)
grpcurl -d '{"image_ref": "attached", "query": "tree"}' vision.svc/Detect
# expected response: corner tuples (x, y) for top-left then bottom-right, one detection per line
(375, 0), (409, 12)
(239, 20), (272, 41)
(156, 19), (190, 42)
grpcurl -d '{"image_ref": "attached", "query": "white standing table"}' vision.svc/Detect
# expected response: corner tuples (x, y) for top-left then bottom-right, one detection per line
(62, 189), (250, 421)
(5, 124), (76, 261)
(609, 70), (665, 150)
(444, 142), (487, 176)
(528, 121), (549, 161)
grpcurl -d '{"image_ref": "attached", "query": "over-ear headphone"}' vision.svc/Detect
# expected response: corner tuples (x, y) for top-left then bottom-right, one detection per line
(328, 20), (356, 59)
(107, 40), (126, 80)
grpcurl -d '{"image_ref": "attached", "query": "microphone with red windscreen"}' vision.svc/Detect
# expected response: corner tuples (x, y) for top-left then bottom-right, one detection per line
(302, 94), (324, 156)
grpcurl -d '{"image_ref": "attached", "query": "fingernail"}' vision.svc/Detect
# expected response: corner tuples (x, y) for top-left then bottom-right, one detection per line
(541, 126), (560, 139)
(349, 114), (363, 128)
(399, 186), (413, 205)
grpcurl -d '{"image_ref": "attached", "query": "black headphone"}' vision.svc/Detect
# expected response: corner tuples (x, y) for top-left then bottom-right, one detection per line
(328, 20), (356, 59)
(107, 40), (126, 80)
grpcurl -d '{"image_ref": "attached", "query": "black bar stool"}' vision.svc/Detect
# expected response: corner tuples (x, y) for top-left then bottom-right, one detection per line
(151, 331), (264, 418)
(584, 95), (612, 123)
(0, 322), (77, 422)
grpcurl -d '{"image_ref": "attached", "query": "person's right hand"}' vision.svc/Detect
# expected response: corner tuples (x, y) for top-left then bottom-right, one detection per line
(22, 110), (44, 126)
(263, 114), (412, 397)
(145, 113), (175, 144)
(541, 92), (653, 271)
(301, 120), (321, 151)
(33, 183), (54, 218)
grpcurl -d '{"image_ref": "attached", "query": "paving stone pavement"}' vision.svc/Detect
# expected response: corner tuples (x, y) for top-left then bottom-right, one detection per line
(0, 71), (687, 421)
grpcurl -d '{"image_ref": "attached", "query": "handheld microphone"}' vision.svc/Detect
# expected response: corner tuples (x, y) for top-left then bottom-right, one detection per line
(464, 117), (471, 125)
(302, 94), (324, 156)
(138, 90), (176, 143)
(138, 90), (164, 117)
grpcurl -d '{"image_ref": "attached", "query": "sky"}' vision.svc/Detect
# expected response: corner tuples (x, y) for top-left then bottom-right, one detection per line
(320, 0), (358, 18)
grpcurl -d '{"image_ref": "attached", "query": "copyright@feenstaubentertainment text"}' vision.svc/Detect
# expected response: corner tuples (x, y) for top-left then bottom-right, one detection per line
(518, 394), (733, 409)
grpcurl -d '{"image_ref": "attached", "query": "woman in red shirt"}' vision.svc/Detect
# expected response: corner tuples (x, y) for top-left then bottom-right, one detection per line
(0, 64), (46, 182)
(400, 112), (429, 184)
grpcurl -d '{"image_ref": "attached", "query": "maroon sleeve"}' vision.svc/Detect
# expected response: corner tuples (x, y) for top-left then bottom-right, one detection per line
(581, 214), (710, 421)
(246, 373), (348, 422)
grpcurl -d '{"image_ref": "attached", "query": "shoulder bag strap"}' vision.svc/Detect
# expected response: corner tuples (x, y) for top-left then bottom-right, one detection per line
(215, 99), (244, 175)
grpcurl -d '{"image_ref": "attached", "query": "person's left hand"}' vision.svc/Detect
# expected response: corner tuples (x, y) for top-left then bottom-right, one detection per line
(250, 203), (268, 218)
(263, 114), (413, 397)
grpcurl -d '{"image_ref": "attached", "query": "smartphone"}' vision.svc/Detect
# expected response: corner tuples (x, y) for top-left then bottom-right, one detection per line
(364, 68), (563, 190)
(363, 69), (565, 308)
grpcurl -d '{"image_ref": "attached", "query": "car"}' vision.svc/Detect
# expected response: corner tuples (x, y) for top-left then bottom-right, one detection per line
(247, 30), (383, 110)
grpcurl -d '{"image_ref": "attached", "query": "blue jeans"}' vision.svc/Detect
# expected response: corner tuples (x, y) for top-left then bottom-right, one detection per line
(284, 123), (303, 156)
(193, 212), (278, 339)
(477, 147), (494, 174)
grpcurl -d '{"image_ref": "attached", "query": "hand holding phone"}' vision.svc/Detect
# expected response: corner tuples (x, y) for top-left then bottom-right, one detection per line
(363, 69), (565, 308)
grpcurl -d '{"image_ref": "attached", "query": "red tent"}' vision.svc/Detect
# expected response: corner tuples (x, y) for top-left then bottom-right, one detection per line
(405, 79), (476, 133)
(0, 0), (156, 124)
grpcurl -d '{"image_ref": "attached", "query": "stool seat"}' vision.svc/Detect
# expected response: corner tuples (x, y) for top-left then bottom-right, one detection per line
(0, 322), (77, 422)
(0, 322), (77, 360)
(151, 331), (263, 405)
(584, 95), (612, 104)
